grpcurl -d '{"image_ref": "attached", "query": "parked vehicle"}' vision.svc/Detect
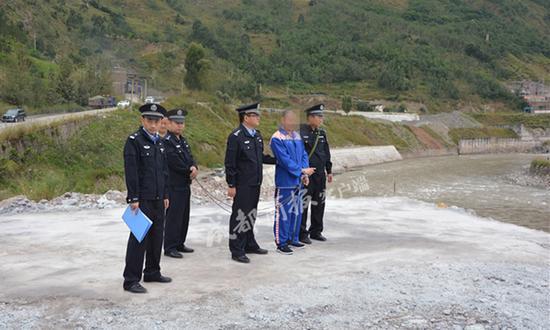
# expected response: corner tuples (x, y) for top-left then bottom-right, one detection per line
(144, 96), (155, 104)
(89, 95), (116, 109)
(117, 100), (131, 108)
(1, 108), (26, 123)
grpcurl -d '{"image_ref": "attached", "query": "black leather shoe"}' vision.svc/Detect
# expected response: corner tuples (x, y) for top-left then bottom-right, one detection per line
(276, 246), (293, 255)
(300, 236), (312, 244)
(177, 245), (194, 253)
(124, 283), (147, 294)
(144, 275), (172, 283)
(246, 248), (268, 255)
(232, 255), (250, 263)
(310, 234), (327, 241)
(290, 241), (305, 248)
(164, 250), (183, 258)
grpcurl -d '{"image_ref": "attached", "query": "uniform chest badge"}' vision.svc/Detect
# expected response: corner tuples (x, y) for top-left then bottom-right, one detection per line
(160, 148), (165, 152)
(176, 145), (181, 148)
(244, 140), (250, 144)
(144, 145), (151, 149)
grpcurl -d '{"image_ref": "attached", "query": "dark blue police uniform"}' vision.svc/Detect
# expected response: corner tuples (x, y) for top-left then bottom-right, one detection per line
(123, 103), (171, 293)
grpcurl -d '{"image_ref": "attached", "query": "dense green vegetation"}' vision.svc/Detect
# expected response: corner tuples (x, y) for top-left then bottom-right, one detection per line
(470, 112), (550, 128)
(0, 0), (548, 200)
(1, 0), (549, 113)
(448, 127), (518, 143)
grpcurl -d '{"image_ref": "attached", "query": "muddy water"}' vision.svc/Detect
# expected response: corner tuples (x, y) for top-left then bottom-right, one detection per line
(331, 154), (549, 232)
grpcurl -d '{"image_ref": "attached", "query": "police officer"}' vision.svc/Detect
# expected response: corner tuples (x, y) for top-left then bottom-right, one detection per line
(224, 103), (276, 263)
(122, 103), (172, 294)
(163, 108), (198, 258)
(300, 104), (333, 243)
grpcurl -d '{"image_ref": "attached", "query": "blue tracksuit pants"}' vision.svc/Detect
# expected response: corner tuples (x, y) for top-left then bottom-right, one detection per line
(274, 186), (303, 248)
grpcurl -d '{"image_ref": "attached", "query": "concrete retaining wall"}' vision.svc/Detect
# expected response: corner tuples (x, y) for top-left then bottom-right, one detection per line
(334, 111), (419, 122)
(458, 138), (539, 155)
(263, 145), (403, 180)
(330, 145), (403, 173)
(401, 148), (458, 159)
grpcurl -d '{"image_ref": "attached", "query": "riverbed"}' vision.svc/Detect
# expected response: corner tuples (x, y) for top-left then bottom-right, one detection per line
(331, 153), (549, 232)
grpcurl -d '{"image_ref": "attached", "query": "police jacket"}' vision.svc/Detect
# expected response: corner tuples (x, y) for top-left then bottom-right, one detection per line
(164, 132), (197, 190)
(224, 124), (276, 188)
(299, 124), (332, 175)
(124, 127), (169, 203)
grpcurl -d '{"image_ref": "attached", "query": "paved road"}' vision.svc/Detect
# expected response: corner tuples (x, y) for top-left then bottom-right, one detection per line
(0, 107), (119, 132)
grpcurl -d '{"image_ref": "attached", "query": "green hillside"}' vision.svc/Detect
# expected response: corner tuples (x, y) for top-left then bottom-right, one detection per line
(1, 0), (549, 113)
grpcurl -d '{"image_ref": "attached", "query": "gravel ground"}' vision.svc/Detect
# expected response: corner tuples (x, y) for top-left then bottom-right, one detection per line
(0, 197), (548, 329)
(0, 172), (273, 216)
(503, 169), (550, 190)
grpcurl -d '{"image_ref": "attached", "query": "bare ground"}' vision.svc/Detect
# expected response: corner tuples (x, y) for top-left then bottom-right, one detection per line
(0, 197), (548, 329)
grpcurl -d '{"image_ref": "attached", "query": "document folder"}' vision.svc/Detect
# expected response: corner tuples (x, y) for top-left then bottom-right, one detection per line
(122, 205), (153, 243)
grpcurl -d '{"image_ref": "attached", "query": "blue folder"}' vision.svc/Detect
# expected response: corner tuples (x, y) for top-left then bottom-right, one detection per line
(122, 205), (153, 243)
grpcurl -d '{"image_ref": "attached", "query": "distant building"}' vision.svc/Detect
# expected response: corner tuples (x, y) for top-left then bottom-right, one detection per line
(512, 80), (550, 113)
(111, 66), (149, 100)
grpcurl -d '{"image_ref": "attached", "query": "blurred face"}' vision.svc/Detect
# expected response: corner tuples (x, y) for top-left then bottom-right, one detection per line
(141, 116), (161, 134)
(243, 113), (260, 128)
(159, 118), (169, 135)
(168, 120), (185, 135)
(307, 114), (324, 128)
(281, 111), (298, 132)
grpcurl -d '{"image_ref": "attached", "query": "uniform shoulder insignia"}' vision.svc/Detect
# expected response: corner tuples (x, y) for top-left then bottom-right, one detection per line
(233, 129), (241, 137)
(165, 135), (171, 141)
(128, 132), (138, 140)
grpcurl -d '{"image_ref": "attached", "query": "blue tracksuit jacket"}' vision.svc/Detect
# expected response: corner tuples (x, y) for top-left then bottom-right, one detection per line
(270, 127), (309, 247)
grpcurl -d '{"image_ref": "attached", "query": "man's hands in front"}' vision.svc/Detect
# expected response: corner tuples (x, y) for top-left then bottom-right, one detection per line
(302, 167), (315, 176)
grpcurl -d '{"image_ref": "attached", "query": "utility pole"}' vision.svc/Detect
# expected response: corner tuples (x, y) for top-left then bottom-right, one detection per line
(131, 78), (134, 103)
(144, 79), (148, 101)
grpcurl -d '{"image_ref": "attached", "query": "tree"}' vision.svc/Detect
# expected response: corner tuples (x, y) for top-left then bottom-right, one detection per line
(342, 95), (352, 114)
(56, 58), (76, 103)
(378, 59), (411, 92)
(184, 43), (209, 90)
